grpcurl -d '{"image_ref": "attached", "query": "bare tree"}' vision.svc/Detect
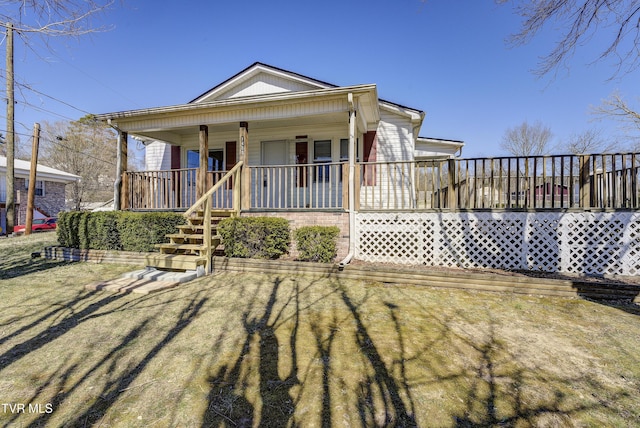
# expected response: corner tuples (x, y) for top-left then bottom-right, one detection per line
(593, 92), (640, 144)
(499, 0), (640, 78)
(1, 0), (114, 232)
(41, 116), (117, 210)
(560, 128), (618, 154)
(0, 0), (113, 38)
(501, 121), (553, 156)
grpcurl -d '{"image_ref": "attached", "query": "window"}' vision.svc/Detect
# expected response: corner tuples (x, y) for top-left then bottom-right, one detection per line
(25, 179), (45, 196)
(187, 149), (225, 171)
(314, 140), (332, 182)
(340, 138), (360, 162)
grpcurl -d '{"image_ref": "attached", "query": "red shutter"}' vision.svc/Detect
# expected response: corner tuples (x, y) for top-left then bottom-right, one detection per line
(171, 145), (181, 169)
(225, 141), (237, 169)
(225, 141), (237, 188)
(363, 131), (377, 185)
(170, 146), (181, 192)
(296, 142), (308, 187)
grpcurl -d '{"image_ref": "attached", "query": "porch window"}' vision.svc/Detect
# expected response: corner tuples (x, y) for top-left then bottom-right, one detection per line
(314, 140), (332, 182)
(25, 179), (45, 196)
(340, 138), (360, 162)
(187, 149), (224, 171)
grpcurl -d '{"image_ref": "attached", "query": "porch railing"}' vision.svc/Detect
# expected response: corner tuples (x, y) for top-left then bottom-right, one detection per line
(123, 152), (640, 212)
(124, 168), (234, 210)
(249, 163), (347, 209)
(359, 153), (640, 211)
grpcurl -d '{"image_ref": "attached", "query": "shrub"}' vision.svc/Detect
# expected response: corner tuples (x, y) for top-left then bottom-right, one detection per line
(56, 211), (185, 252)
(218, 217), (290, 259)
(118, 212), (186, 252)
(294, 226), (340, 263)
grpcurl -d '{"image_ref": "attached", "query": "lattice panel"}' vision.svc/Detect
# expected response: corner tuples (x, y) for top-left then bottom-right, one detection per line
(356, 213), (427, 264)
(356, 212), (640, 277)
(434, 213), (525, 269)
(525, 213), (562, 272)
(559, 212), (639, 276)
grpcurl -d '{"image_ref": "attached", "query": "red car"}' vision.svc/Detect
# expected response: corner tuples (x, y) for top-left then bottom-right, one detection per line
(13, 217), (57, 233)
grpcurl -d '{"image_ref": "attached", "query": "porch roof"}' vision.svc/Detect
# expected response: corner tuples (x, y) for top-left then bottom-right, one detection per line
(95, 84), (380, 145)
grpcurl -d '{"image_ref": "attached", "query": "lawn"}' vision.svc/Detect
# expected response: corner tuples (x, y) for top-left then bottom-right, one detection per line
(0, 234), (639, 427)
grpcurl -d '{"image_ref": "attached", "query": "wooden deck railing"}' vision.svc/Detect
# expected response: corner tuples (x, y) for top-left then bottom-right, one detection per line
(359, 153), (640, 211)
(249, 163), (347, 209)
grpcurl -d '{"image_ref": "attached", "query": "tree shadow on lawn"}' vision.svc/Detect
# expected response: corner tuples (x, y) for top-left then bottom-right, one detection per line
(24, 291), (208, 427)
(0, 256), (72, 280)
(2, 273), (634, 426)
(199, 275), (636, 427)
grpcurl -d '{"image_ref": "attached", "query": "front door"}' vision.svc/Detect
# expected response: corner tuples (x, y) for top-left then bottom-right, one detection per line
(261, 141), (288, 208)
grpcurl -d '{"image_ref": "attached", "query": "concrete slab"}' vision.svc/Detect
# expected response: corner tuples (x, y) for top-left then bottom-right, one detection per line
(121, 268), (199, 283)
(85, 278), (180, 295)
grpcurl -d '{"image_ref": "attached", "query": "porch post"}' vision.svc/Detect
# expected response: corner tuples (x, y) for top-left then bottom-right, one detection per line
(579, 154), (591, 208)
(197, 125), (209, 199)
(239, 122), (250, 211)
(114, 131), (128, 210)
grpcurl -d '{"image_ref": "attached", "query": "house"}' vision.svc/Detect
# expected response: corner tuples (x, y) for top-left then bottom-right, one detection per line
(0, 156), (80, 234)
(95, 62), (463, 264)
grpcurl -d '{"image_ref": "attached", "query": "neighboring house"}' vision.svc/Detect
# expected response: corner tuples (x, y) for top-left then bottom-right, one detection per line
(0, 156), (80, 234)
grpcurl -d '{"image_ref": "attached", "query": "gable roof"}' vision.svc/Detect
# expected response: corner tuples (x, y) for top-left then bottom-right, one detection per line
(189, 62), (424, 119)
(0, 156), (80, 183)
(189, 62), (337, 103)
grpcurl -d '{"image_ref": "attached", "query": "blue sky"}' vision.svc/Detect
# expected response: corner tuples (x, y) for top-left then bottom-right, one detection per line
(4, 0), (639, 158)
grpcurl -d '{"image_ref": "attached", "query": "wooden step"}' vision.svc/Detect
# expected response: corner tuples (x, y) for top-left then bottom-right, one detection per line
(166, 233), (221, 242)
(144, 254), (207, 271)
(194, 209), (233, 217)
(156, 239), (221, 254)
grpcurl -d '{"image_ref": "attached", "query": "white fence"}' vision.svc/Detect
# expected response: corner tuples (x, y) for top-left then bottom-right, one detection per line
(356, 211), (640, 276)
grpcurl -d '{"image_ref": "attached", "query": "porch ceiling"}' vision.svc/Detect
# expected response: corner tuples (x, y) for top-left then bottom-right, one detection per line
(96, 84), (379, 145)
(129, 111), (349, 146)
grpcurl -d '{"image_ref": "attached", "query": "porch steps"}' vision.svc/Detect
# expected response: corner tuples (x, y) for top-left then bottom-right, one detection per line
(144, 210), (232, 271)
(145, 253), (207, 271)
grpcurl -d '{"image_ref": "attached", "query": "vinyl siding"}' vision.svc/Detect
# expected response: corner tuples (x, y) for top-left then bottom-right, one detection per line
(145, 141), (172, 170)
(375, 109), (415, 162)
(213, 73), (322, 101)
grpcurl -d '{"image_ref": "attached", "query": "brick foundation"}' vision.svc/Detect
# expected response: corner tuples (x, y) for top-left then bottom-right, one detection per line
(241, 211), (350, 261)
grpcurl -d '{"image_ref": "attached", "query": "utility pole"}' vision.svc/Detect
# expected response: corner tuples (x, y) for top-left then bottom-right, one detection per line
(5, 22), (14, 235)
(25, 123), (40, 236)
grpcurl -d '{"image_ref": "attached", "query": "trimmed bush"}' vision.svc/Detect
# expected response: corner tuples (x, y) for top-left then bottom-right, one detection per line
(294, 226), (340, 263)
(218, 217), (290, 259)
(56, 211), (185, 252)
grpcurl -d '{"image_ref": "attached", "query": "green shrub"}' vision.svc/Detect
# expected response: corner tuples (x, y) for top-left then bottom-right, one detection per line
(218, 217), (290, 259)
(86, 212), (121, 250)
(294, 226), (340, 263)
(56, 211), (185, 252)
(118, 212), (186, 252)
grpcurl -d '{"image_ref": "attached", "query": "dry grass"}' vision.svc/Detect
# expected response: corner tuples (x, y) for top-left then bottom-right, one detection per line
(0, 234), (639, 427)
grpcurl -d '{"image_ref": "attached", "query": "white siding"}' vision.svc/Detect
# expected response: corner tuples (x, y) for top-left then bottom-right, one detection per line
(375, 109), (415, 162)
(210, 73), (322, 101)
(145, 141), (172, 170)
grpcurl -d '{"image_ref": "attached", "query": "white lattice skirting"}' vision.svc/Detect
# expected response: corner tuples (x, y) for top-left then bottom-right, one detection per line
(356, 212), (640, 276)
